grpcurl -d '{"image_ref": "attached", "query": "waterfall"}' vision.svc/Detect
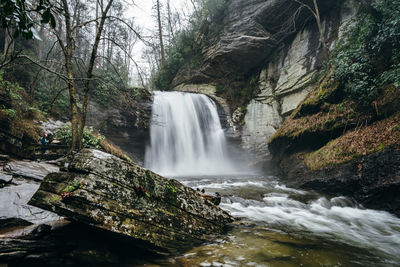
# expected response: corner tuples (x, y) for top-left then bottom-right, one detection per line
(145, 91), (238, 176)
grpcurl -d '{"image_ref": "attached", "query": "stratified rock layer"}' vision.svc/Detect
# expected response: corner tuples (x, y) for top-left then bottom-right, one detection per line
(29, 149), (232, 254)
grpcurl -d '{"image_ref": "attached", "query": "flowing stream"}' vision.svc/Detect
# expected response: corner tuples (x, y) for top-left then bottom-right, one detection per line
(143, 91), (400, 266)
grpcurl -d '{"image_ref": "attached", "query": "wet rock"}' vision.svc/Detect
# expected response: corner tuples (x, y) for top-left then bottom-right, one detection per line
(280, 148), (400, 217)
(0, 180), (60, 224)
(201, 193), (221, 206)
(0, 218), (32, 231)
(0, 172), (12, 184)
(3, 160), (59, 181)
(86, 90), (152, 164)
(0, 221), (159, 266)
(0, 154), (10, 161)
(29, 149), (233, 254)
(40, 119), (67, 135)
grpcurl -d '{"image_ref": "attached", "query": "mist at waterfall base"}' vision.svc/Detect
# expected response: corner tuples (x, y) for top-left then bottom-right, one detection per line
(145, 91), (253, 176)
(142, 91), (400, 266)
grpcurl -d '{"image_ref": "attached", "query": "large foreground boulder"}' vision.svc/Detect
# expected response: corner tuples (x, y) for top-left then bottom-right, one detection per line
(28, 149), (232, 254)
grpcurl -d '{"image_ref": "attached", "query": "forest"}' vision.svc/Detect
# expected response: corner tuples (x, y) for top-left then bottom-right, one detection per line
(1, 0), (400, 266)
(0, 0), (223, 151)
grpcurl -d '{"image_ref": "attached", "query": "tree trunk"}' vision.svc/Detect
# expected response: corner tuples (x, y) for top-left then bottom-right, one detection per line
(61, 0), (82, 151)
(65, 50), (80, 151)
(78, 0), (114, 147)
(167, 0), (175, 44)
(157, 0), (166, 66)
(312, 0), (328, 61)
(3, 28), (14, 57)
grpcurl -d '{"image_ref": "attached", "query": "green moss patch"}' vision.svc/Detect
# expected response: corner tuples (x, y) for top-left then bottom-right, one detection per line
(304, 113), (400, 170)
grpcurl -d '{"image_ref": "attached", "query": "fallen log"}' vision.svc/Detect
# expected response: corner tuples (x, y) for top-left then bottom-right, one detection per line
(28, 149), (232, 254)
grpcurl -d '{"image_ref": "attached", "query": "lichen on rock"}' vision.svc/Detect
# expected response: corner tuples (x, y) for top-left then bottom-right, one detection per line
(28, 149), (233, 254)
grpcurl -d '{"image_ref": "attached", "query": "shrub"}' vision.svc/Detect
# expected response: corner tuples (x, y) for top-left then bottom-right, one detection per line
(331, 0), (400, 106)
(55, 124), (105, 149)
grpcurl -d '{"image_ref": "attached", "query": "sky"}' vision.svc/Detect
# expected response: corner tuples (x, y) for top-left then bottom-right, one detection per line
(126, 0), (193, 84)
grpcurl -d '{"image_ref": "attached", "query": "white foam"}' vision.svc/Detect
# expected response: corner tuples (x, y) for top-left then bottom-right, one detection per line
(221, 196), (400, 257)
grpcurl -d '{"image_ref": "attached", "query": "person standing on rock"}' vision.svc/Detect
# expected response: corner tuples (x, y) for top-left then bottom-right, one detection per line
(40, 134), (47, 156)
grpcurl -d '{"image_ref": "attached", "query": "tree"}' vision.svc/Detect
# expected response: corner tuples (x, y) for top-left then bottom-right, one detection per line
(156, 0), (166, 66)
(0, 0), (58, 68)
(293, 0), (328, 60)
(46, 0), (114, 150)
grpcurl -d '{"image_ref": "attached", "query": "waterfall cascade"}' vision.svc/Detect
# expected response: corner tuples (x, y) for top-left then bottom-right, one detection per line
(145, 91), (238, 176)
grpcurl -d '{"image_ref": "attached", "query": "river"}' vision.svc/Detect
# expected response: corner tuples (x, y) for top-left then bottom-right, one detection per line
(142, 91), (400, 266)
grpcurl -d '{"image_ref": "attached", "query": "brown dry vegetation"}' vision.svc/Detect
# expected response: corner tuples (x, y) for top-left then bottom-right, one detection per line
(100, 139), (133, 164)
(11, 119), (43, 142)
(304, 112), (400, 170)
(269, 75), (400, 146)
(0, 81), (44, 143)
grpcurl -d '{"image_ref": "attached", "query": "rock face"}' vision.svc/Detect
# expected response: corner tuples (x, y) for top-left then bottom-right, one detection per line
(173, 0), (339, 86)
(29, 149), (233, 254)
(86, 90), (152, 164)
(280, 148), (400, 216)
(239, 0), (355, 160)
(173, 0), (355, 162)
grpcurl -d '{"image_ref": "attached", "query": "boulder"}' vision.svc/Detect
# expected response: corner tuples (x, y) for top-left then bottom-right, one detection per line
(29, 149), (233, 254)
(0, 181), (60, 224)
(0, 160), (60, 225)
(4, 160), (59, 181)
(0, 172), (13, 184)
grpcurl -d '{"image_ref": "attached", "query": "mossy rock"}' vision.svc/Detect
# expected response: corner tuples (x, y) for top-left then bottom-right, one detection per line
(29, 149), (233, 255)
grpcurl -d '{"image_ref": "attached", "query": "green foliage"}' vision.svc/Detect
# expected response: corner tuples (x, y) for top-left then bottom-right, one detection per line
(0, 0), (58, 39)
(337, 102), (346, 113)
(0, 71), (44, 120)
(152, 28), (200, 90)
(331, 0), (400, 106)
(379, 50), (400, 87)
(55, 124), (105, 149)
(34, 82), (69, 116)
(4, 108), (16, 119)
(152, 0), (227, 90)
(166, 184), (177, 194)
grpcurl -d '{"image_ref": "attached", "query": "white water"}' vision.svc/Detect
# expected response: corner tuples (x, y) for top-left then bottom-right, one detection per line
(219, 184), (400, 262)
(145, 91), (239, 176)
(144, 91), (400, 265)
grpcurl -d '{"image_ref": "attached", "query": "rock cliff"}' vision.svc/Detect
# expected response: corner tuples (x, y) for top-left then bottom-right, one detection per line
(86, 89), (152, 164)
(172, 0), (400, 216)
(175, 0), (353, 161)
(173, 0), (339, 86)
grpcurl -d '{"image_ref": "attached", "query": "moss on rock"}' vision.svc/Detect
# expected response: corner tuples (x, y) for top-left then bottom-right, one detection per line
(29, 149), (233, 255)
(303, 113), (400, 170)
